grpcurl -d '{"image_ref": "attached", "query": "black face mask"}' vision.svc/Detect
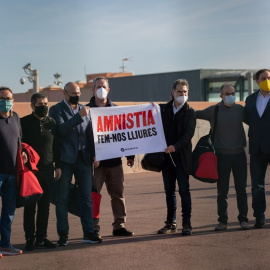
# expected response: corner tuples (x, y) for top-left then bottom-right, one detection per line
(68, 95), (79, 105)
(34, 105), (48, 118)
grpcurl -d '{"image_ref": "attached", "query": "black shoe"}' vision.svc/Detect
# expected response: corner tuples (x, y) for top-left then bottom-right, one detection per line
(182, 223), (192, 236)
(57, 235), (68, 246)
(83, 232), (102, 244)
(113, 227), (134, 236)
(35, 238), (56, 249)
(157, 222), (177, 234)
(94, 230), (102, 239)
(25, 237), (35, 251)
(254, 218), (265, 229)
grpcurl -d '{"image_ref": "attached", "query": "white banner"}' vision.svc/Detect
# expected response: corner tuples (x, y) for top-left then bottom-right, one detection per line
(90, 103), (167, 161)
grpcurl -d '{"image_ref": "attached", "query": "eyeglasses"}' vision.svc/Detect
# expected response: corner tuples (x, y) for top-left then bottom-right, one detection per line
(222, 92), (235, 96)
(0, 97), (13, 101)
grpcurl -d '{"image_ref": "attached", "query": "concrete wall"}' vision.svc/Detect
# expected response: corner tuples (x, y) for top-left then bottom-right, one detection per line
(13, 101), (248, 173)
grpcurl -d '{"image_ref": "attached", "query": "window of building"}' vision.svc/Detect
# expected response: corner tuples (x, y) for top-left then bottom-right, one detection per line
(206, 78), (257, 102)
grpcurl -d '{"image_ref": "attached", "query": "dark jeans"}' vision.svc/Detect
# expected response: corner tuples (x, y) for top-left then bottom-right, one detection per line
(216, 152), (248, 224)
(250, 150), (270, 219)
(23, 170), (54, 240)
(56, 152), (93, 236)
(161, 157), (191, 224)
(0, 173), (17, 248)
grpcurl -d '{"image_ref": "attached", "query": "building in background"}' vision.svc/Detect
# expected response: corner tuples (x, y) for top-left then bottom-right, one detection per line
(14, 69), (258, 102)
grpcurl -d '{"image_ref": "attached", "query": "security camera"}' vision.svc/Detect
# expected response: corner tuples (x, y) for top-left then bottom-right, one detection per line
(20, 77), (26, 84)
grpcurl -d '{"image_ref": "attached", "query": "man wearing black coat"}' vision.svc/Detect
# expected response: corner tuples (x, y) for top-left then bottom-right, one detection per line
(245, 69), (270, 229)
(21, 93), (61, 251)
(158, 79), (196, 236)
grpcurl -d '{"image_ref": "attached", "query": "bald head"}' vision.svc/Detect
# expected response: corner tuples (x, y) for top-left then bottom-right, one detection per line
(220, 83), (235, 95)
(64, 82), (80, 92)
(63, 82), (81, 105)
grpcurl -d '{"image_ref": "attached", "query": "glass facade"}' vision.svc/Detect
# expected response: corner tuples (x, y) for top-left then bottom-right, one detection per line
(206, 78), (258, 102)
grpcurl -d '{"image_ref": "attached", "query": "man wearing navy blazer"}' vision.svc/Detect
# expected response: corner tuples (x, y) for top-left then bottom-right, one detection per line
(245, 69), (270, 229)
(49, 82), (101, 245)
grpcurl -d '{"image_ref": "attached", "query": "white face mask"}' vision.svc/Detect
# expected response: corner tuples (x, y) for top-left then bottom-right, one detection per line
(96, 87), (108, 99)
(174, 93), (188, 105)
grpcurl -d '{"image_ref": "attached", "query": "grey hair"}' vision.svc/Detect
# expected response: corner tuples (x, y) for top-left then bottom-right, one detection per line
(93, 77), (109, 89)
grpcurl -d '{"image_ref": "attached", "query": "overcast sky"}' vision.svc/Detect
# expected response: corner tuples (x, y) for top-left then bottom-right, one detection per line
(1, 0), (269, 93)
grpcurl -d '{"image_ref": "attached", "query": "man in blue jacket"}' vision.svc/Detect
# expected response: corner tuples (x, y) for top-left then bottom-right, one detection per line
(49, 82), (101, 245)
(245, 69), (270, 229)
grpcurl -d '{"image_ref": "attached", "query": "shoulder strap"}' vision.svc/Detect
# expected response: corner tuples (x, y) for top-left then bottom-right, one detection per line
(211, 105), (219, 142)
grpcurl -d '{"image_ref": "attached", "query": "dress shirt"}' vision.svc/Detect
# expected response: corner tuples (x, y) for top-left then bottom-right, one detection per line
(256, 91), (270, 117)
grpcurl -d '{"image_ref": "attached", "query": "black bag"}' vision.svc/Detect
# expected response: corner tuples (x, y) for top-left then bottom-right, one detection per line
(51, 182), (101, 218)
(50, 182), (81, 217)
(141, 152), (165, 172)
(192, 105), (219, 183)
(68, 183), (82, 217)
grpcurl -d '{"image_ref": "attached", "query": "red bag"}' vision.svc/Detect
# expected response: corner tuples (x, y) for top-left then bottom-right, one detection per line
(20, 167), (43, 197)
(91, 192), (101, 218)
(16, 143), (43, 208)
(195, 152), (219, 180)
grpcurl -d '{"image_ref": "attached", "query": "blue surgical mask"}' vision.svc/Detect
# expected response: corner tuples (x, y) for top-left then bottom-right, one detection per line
(0, 99), (13, 113)
(224, 95), (235, 106)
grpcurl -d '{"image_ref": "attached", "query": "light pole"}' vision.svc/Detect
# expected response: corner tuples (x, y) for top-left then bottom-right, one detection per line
(21, 63), (39, 93)
(54, 73), (63, 86)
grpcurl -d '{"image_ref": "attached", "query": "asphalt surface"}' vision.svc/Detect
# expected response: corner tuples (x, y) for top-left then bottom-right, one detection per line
(1, 170), (270, 270)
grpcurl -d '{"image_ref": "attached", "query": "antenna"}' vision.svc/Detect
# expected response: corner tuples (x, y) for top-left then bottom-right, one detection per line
(119, 57), (133, 73)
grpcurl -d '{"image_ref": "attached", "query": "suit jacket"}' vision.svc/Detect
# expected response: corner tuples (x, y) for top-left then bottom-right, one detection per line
(49, 100), (95, 164)
(160, 100), (196, 175)
(245, 90), (270, 154)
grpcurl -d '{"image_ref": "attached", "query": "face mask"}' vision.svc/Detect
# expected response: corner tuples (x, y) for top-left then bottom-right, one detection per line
(259, 79), (270, 91)
(224, 95), (235, 106)
(174, 93), (188, 105)
(34, 105), (48, 118)
(0, 99), (13, 113)
(96, 87), (108, 99)
(68, 95), (79, 105)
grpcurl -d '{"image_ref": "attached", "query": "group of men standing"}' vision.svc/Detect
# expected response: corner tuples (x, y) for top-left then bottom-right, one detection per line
(0, 69), (270, 256)
(158, 69), (270, 236)
(0, 77), (134, 256)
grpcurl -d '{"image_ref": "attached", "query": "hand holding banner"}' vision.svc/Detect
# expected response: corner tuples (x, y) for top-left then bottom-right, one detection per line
(90, 103), (167, 161)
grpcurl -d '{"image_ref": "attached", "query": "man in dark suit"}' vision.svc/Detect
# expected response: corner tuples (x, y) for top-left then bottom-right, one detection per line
(157, 79), (196, 236)
(245, 69), (270, 229)
(49, 82), (101, 245)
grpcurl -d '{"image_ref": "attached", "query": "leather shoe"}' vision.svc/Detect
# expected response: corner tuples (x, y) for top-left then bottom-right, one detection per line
(254, 218), (265, 229)
(113, 227), (134, 236)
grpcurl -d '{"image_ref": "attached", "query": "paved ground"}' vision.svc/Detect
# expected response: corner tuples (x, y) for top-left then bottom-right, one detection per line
(1, 169), (270, 270)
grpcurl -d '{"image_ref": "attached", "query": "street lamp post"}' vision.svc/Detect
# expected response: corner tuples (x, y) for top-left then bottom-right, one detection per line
(32, 69), (39, 93)
(21, 63), (39, 93)
(54, 73), (63, 86)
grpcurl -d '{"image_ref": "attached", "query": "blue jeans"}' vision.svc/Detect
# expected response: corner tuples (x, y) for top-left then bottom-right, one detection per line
(56, 152), (93, 236)
(0, 173), (17, 248)
(216, 152), (248, 224)
(161, 157), (191, 223)
(250, 150), (270, 219)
